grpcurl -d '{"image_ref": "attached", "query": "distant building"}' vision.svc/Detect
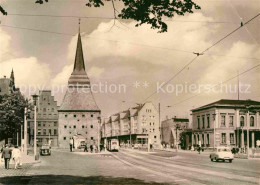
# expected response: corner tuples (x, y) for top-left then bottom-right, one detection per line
(191, 99), (260, 151)
(0, 69), (17, 95)
(101, 102), (161, 148)
(28, 90), (59, 147)
(58, 32), (101, 149)
(161, 117), (191, 149)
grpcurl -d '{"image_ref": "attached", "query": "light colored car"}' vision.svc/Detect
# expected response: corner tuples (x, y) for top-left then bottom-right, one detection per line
(210, 147), (234, 163)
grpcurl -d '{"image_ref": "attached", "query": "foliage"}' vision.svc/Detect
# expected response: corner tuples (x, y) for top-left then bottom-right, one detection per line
(0, 0), (200, 33)
(179, 131), (186, 148)
(0, 93), (27, 140)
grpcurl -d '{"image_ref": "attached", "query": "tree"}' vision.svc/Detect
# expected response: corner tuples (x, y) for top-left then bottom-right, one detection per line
(0, 0), (201, 32)
(0, 92), (27, 143)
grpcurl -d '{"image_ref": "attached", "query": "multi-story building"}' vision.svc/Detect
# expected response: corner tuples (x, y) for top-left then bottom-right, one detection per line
(161, 117), (191, 149)
(28, 90), (59, 146)
(191, 99), (260, 152)
(58, 32), (101, 149)
(101, 102), (160, 148)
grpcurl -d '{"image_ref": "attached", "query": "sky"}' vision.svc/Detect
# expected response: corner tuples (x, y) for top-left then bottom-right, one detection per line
(0, 0), (260, 119)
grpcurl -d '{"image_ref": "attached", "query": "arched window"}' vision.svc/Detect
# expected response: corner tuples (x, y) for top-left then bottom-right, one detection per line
(240, 116), (245, 127)
(250, 116), (254, 127)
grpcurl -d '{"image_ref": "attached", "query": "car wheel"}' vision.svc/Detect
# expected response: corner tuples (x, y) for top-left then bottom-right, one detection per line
(215, 157), (218, 162)
(211, 158), (213, 161)
(229, 159), (232, 163)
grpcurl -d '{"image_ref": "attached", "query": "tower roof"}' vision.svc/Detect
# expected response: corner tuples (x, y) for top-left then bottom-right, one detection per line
(72, 33), (86, 75)
(68, 33), (90, 85)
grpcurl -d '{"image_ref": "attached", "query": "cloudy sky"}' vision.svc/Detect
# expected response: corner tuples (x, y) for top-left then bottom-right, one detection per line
(0, 0), (260, 119)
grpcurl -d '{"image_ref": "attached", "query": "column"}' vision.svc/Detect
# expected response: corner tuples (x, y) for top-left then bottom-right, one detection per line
(241, 130), (244, 148)
(256, 112), (259, 128)
(252, 131), (255, 149)
(192, 133), (194, 146)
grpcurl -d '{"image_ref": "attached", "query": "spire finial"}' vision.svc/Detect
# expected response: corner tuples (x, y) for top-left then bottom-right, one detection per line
(78, 18), (81, 33)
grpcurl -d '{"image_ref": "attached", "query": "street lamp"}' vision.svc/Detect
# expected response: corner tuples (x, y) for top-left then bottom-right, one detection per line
(32, 94), (39, 160)
(213, 113), (216, 150)
(175, 123), (181, 152)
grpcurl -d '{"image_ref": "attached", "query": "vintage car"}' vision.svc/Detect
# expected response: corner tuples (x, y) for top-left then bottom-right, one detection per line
(210, 147), (234, 163)
(40, 144), (51, 156)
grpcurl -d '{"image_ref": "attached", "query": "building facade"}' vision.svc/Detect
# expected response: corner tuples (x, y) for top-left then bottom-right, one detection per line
(28, 90), (59, 147)
(161, 117), (191, 149)
(101, 102), (161, 148)
(58, 32), (101, 149)
(191, 99), (260, 152)
(0, 69), (16, 96)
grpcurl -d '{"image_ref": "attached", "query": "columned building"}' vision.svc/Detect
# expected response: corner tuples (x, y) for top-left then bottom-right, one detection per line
(191, 99), (260, 152)
(101, 102), (160, 148)
(58, 32), (101, 149)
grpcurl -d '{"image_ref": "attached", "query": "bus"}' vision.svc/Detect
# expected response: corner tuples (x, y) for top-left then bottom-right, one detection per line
(108, 139), (119, 152)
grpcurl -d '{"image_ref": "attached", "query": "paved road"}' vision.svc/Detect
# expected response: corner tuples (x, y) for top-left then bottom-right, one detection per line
(113, 149), (260, 185)
(0, 149), (175, 184)
(0, 149), (259, 185)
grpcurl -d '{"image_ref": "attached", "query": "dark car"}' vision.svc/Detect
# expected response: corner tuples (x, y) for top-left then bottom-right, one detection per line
(40, 144), (51, 156)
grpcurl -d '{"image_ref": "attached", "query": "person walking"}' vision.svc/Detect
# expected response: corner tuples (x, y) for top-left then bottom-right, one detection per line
(12, 146), (21, 169)
(69, 138), (73, 152)
(84, 144), (88, 152)
(1, 144), (12, 170)
(90, 145), (93, 153)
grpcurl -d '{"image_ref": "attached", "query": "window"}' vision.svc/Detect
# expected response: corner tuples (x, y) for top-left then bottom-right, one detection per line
(250, 116), (254, 127)
(65, 115), (67, 118)
(54, 122), (57, 127)
(74, 115), (76, 118)
(207, 116), (210, 128)
(207, 134), (210, 145)
(37, 129), (41, 135)
(54, 129), (57, 135)
(202, 116), (205, 128)
(240, 116), (245, 127)
(229, 116), (234, 127)
(91, 114), (93, 117)
(154, 135), (157, 138)
(91, 137), (94, 140)
(202, 134), (204, 144)
(82, 125), (85, 128)
(221, 115), (226, 126)
(197, 117), (200, 129)
(49, 129), (51, 135)
(64, 125), (67, 129)
(63, 137), (66, 140)
(43, 129), (46, 135)
(82, 114), (85, 118)
(43, 123), (46, 127)
(73, 125), (76, 129)
(230, 133), (234, 144)
(221, 133), (226, 144)
(38, 122), (41, 127)
(91, 125), (93, 129)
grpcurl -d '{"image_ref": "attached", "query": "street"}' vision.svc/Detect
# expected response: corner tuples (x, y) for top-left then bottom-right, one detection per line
(0, 149), (260, 185)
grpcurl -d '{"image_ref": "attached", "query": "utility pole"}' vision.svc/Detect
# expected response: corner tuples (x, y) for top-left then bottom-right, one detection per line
(32, 94), (39, 160)
(24, 107), (27, 154)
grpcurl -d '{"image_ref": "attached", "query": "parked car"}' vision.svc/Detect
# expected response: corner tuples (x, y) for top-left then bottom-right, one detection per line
(210, 147), (234, 163)
(40, 144), (51, 156)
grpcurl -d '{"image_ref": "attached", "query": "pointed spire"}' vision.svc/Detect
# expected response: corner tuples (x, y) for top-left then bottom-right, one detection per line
(71, 32), (86, 75)
(10, 68), (14, 81)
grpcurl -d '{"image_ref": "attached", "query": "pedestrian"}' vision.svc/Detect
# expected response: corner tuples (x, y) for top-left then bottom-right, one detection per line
(12, 146), (21, 169)
(198, 146), (201, 154)
(90, 145), (93, 153)
(69, 138), (73, 152)
(84, 144), (88, 152)
(1, 144), (12, 170)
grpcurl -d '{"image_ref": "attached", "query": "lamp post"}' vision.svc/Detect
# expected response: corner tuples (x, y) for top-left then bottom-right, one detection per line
(245, 105), (251, 159)
(213, 113), (216, 150)
(32, 94), (39, 160)
(97, 116), (101, 153)
(175, 123), (181, 152)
